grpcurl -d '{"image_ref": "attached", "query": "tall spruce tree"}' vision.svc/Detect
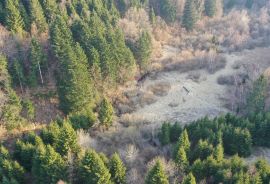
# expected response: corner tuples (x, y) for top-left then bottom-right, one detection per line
(174, 129), (191, 157)
(175, 146), (189, 170)
(182, 0), (197, 31)
(136, 31), (152, 73)
(50, 15), (95, 114)
(145, 160), (169, 184)
(5, 0), (25, 36)
(39, 0), (59, 22)
(28, 38), (46, 87)
(78, 149), (111, 184)
(109, 153), (126, 184)
(98, 97), (114, 127)
(29, 0), (48, 33)
(205, 0), (216, 17)
(32, 145), (68, 184)
(182, 173), (196, 184)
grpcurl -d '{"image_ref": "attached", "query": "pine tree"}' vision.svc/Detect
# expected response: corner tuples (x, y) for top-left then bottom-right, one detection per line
(39, 0), (59, 22)
(145, 160), (169, 184)
(32, 145), (68, 184)
(205, 0), (216, 17)
(182, 0), (197, 31)
(50, 15), (95, 114)
(78, 149), (111, 184)
(214, 143), (224, 162)
(170, 122), (182, 142)
(109, 153), (126, 184)
(182, 173), (196, 184)
(5, 0), (25, 36)
(0, 1), (5, 24)
(98, 97), (114, 127)
(11, 59), (25, 93)
(136, 31), (152, 73)
(175, 146), (189, 170)
(247, 75), (267, 115)
(55, 120), (79, 156)
(28, 38), (46, 87)
(159, 122), (171, 145)
(29, 0), (48, 33)
(175, 129), (191, 156)
(0, 55), (23, 130)
(160, 0), (176, 22)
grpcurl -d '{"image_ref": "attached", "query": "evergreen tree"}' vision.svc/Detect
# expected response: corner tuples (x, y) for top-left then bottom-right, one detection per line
(182, 0), (197, 31)
(28, 38), (46, 87)
(145, 160), (169, 184)
(29, 0), (48, 33)
(109, 153), (126, 184)
(214, 143), (224, 162)
(98, 97), (114, 127)
(0, 1), (5, 24)
(160, 0), (176, 22)
(32, 145), (68, 184)
(182, 172), (196, 184)
(5, 0), (25, 36)
(175, 146), (189, 170)
(55, 120), (79, 156)
(78, 149), (111, 184)
(205, 0), (216, 17)
(170, 122), (182, 142)
(50, 15), (95, 114)
(11, 59), (25, 93)
(0, 55), (23, 130)
(159, 122), (171, 145)
(175, 129), (191, 156)
(136, 31), (152, 73)
(247, 75), (267, 115)
(39, 0), (59, 22)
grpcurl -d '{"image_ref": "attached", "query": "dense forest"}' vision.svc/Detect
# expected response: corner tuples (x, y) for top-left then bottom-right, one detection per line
(0, 0), (270, 183)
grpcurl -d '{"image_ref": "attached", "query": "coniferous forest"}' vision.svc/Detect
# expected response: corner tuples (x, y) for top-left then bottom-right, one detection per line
(0, 0), (270, 183)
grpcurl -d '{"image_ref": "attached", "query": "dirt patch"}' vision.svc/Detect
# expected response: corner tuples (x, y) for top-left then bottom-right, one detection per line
(147, 82), (171, 97)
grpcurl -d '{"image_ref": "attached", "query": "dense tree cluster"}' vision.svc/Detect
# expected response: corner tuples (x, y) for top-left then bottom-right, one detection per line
(158, 118), (270, 183)
(2, 119), (127, 184)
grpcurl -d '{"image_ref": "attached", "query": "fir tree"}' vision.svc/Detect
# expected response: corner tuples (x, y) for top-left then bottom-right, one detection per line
(98, 97), (114, 127)
(5, 0), (25, 36)
(136, 31), (152, 73)
(32, 145), (68, 184)
(182, 173), (196, 184)
(28, 38), (46, 87)
(145, 160), (169, 184)
(160, 0), (176, 22)
(78, 149), (111, 184)
(40, 0), (59, 22)
(214, 143), (224, 162)
(55, 120), (79, 156)
(29, 0), (48, 33)
(159, 122), (171, 145)
(182, 0), (197, 31)
(50, 16), (95, 114)
(175, 129), (191, 156)
(170, 122), (182, 142)
(109, 153), (126, 184)
(175, 146), (189, 170)
(205, 0), (216, 17)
